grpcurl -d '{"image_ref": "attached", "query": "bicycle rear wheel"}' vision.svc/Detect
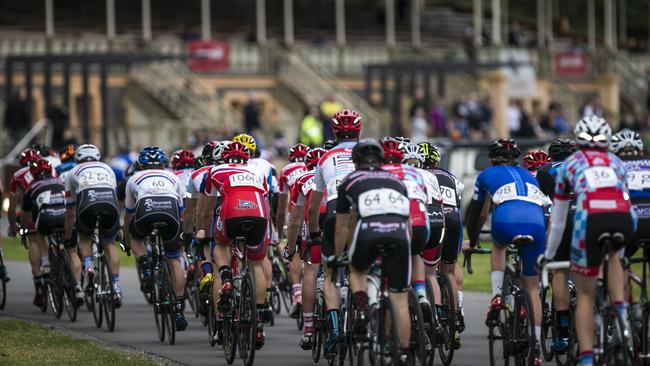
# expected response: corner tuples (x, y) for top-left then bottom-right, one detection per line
(239, 273), (257, 366)
(271, 285), (281, 315)
(162, 264), (176, 345)
(540, 285), (554, 362)
(378, 296), (400, 366)
(437, 273), (456, 366)
(223, 306), (238, 364)
(62, 252), (78, 322)
(153, 265), (165, 342)
(513, 289), (535, 366)
(312, 288), (325, 363)
(643, 304), (650, 366)
(100, 256), (116, 332)
(488, 310), (509, 366)
(46, 274), (63, 319)
(0, 252), (7, 309)
(424, 278), (437, 366)
(409, 289), (428, 366)
(598, 306), (631, 365)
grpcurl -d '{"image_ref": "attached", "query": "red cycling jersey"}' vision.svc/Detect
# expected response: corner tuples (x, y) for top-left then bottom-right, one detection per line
(279, 162), (307, 195)
(290, 170), (325, 263)
(205, 163), (269, 219)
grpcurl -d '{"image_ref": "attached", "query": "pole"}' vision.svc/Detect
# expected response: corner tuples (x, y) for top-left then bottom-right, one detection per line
(604, 0), (613, 49)
(256, 0), (267, 45)
(546, 0), (553, 46)
(45, 0), (54, 38)
(619, 0), (626, 43)
(201, 0), (211, 40)
(588, 0), (596, 50)
(612, 0), (618, 50)
(25, 62), (33, 124)
(283, 0), (294, 45)
(100, 63), (109, 155)
(386, 0), (396, 47)
(81, 63), (90, 142)
(142, 0), (151, 41)
(106, 0), (116, 39)
(473, 0), (482, 46)
(502, 0), (508, 46)
(411, 0), (421, 47)
(491, 0), (501, 46)
(536, 0), (545, 48)
(44, 61), (51, 114)
(335, 0), (346, 46)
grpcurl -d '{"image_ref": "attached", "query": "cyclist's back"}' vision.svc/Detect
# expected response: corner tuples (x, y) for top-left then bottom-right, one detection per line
(23, 161), (66, 236)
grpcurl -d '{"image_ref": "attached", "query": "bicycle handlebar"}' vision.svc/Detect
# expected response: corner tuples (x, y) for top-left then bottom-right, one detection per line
(462, 246), (491, 275)
(540, 261), (570, 288)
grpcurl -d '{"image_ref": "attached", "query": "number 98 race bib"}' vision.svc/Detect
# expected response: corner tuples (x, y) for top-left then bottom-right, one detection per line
(357, 188), (409, 218)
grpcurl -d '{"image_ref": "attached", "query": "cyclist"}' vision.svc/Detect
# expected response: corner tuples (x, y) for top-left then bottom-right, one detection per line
(169, 149), (197, 260)
(23, 159), (83, 305)
(63, 144), (122, 307)
(466, 138), (546, 366)
(285, 147), (327, 349)
(332, 138), (413, 365)
(234, 133), (277, 322)
(308, 108), (361, 356)
(32, 143), (61, 170)
(277, 143), (309, 318)
(124, 146), (188, 331)
(540, 117), (635, 366)
(535, 138), (576, 352)
(8, 148), (49, 307)
(197, 141), (270, 349)
(56, 144), (77, 178)
(523, 150), (550, 177)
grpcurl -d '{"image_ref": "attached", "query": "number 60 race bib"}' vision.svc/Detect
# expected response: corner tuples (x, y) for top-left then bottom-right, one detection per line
(358, 188), (409, 218)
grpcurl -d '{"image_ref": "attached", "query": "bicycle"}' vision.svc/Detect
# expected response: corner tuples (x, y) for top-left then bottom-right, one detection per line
(592, 232), (633, 365)
(426, 268), (455, 366)
(0, 240), (9, 310)
(627, 239), (650, 365)
(539, 260), (578, 366)
(221, 220), (259, 366)
(464, 236), (537, 366)
(45, 229), (79, 322)
(269, 242), (292, 315)
(86, 216), (118, 332)
(18, 227), (47, 313)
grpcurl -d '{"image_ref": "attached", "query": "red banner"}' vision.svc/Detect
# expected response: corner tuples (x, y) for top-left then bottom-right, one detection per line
(187, 40), (229, 72)
(553, 52), (588, 77)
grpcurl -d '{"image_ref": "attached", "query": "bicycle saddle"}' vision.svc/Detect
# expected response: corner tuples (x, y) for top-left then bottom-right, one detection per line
(597, 232), (625, 246)
(151, 222), (168, 230)
(238, 220), (255, 234)
(512, 235), (534, 245)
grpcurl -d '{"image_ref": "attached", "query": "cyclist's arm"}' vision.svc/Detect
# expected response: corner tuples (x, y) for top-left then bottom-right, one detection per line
(196, 193), (217, 239)
(275, 192), (289, 242)
(466, 175), (488, 247)
(7, 193), (17, 234)
(545, 168), (571, 259)
(286, 203), (305, 254)
(307, 191), (323, 234)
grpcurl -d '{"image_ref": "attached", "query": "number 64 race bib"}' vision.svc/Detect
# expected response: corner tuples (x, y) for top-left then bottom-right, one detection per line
(358, 188), (409, 218)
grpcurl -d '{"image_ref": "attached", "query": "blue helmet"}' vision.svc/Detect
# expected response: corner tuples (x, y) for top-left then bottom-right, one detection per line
(138, 146), (167, 167)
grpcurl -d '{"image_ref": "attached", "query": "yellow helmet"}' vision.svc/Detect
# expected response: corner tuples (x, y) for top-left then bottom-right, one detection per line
(232, 134), (257, 154)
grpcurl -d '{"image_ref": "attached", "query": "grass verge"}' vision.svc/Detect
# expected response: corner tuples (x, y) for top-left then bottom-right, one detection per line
(460, 250), (491, 293)
(0, 318), (156, 365)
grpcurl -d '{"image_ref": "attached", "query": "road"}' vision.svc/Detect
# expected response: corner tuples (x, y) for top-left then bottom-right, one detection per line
(1, 261), (549, 365)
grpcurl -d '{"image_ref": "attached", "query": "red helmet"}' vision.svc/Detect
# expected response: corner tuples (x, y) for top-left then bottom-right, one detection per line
(288, 143), (310, 162)
(380, 138), (403, 163)
(29, 159), (52, 180)
(305, 148), (326, 170)
(222, 142), (250, 163)
(19, 148), (41, 167)
(523, 149), (550, 171)
(331, 109), (362, 139)
(171, 149), (196, 169)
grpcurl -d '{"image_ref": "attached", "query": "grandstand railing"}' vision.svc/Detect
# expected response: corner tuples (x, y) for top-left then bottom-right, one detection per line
(0, 118), (52, 167)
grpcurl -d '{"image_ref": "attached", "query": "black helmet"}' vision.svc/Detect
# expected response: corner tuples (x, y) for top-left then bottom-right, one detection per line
(352, 139), (384, 169)
(488, 138), (520, 160)
(548, 139), (576, 161)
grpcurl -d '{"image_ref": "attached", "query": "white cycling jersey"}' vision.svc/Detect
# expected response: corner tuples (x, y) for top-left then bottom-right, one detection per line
(171, 168), (194, 199)
(124, 169), (185, 212)
(65, 161), (117, 200)
(249, 158), (277, 193)
(313, 141), (356, 202)
(417, 167), (443, 205)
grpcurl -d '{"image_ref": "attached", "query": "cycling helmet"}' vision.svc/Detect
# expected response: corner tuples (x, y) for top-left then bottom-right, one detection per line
(19, 148), (41, 167)
(171, 149), (196, 169)
(305, 148), (326, 170)
(401, 143), (425, 167)
(574, 116), (612, 148)
(418, 142), (441, 168)
(611, 128), (643, 156)
(31, 143), (52, 157)
(59, 144), (77, 163)
(211, 140), (230, 163)
(323, 139), (337, 150)
(488, 138), (520, 161)
(222, 142), (250, 163)
(380, 137), (404, 163)
(547, 139), (576, 161)
(74, 144), (101, 163)
(394, 136), (411, 145)
(29, 159), (52, 180)
(331, 109), (362, 140)
(523, 150), (550, 171)
(138, 146), (167, 167)
(352, 138), (383, 169)
(232, 133), (257, 154)
(288, 143), (310, 162)
(201, 140), (219, 164)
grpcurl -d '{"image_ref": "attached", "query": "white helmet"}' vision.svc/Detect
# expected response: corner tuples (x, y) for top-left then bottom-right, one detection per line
(401, 142), (425, 167)
(574, 116), (612, 148)
(74, 144), (101, 162)
(610, 128), (643, 155)
(211, 140), (230, 163)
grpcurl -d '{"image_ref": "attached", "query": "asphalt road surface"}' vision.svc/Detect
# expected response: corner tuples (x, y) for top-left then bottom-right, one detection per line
(2, 261), (551, 365)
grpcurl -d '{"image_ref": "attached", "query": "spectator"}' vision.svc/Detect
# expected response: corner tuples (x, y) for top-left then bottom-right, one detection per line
(507, 100), (522, 136)
(409, 87), (427, 119)
(580, 97), (603, 118)
(244, 93), (261, 133)
(508, 21), (524, 47)
(319, 94), (342, 141)
(429, 99), (448, 137)
(46, 96), (69, 149)
(299, 106), (323, 148)
(410, 106), (429, 142)
(3, 89), (30, 142)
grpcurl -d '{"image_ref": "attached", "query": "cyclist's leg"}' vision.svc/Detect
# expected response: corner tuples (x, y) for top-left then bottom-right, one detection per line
(423, 246), (441, 304)
(382, 229), (412, 351)
(519, 223), (546, 343)
(322, 217), (341, 316)
(32, 233), (49, 272)
(302, 244), (320, 335)
(440, 216), (462, 310)
(573, 273), (598, 364)
(551, 221), (573, 347)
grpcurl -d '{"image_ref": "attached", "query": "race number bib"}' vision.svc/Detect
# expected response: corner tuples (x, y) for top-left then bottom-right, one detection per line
(358, 188), (409, 218)
(301, 177), (314, 197)
(627, 171), (650, 191)
(78, 168), (114, 188)
(144, 177), (176, 195)
(492, 183), (518, 204)
(405, 181), (427, 203)
(584, 166), (618, 190)
(36, 191), (52, 207)
(229, 173), (264, 190)
(440, 186), (457, 207)
(525, 182), (550, 206)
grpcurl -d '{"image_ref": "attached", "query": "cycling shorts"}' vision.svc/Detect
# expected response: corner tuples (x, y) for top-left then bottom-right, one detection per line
(572, 212), (634, 277)
(422, 246), (439, 267)
(76, 188), (120, 240)
(36, 207), (65, 236)
(321, 200), (337, 259)
(300, 215), (324, 264)
(129, 196), (181, 259)
(440, 215), (462, 264)
(412, 225), (429, 255)
(627, 198), (650, 258)
(215, 216), (268, 262)
(491, 200), (546, 277)
(348, 216), (411, 292)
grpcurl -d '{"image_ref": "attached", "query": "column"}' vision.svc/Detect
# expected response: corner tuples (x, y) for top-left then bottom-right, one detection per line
(142, 0), (152, 41)
(604, 0), (613, 49)
(473, 0), (482, 46)
(45, 0), (54, 38)
(256, 0), (267, 45)
(106, 0), (116, 39)
(619, 0), (626, 43)
(536, 0), (545, 48)
(335, 0), (346, 46)
(545, 0), (553, 46)
(283, 0), (294, 45)
(411, 0), (421, 47)
(588, 0), (596, 50)
(201, 0), (211, 40)
(386, 0), (396, 47)
(484, 72), (509, 138)
(502, 0), (508, 45)
(491, 0), (501, 46)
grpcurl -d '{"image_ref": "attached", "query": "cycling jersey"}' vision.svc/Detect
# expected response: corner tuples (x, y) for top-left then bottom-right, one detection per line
(290, 170), (326, 263)
(431, 167), (464, 265)
(22, 177), (66, 236)
(471, 164), (547, 276)
(249, 158), (277, 193)
(279, 162), (307, 195)
(55, 161), (76, 176)
(547, 149), (636, 276)
(204, 163), (269, 261)
(337, 169), (411, 292)
(125, 170), (185, 212)
(10, 165), (57, 196)
(65, 161), (117, 204)
(190, 165), (214, 197)
(171, 168), (194, 200)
